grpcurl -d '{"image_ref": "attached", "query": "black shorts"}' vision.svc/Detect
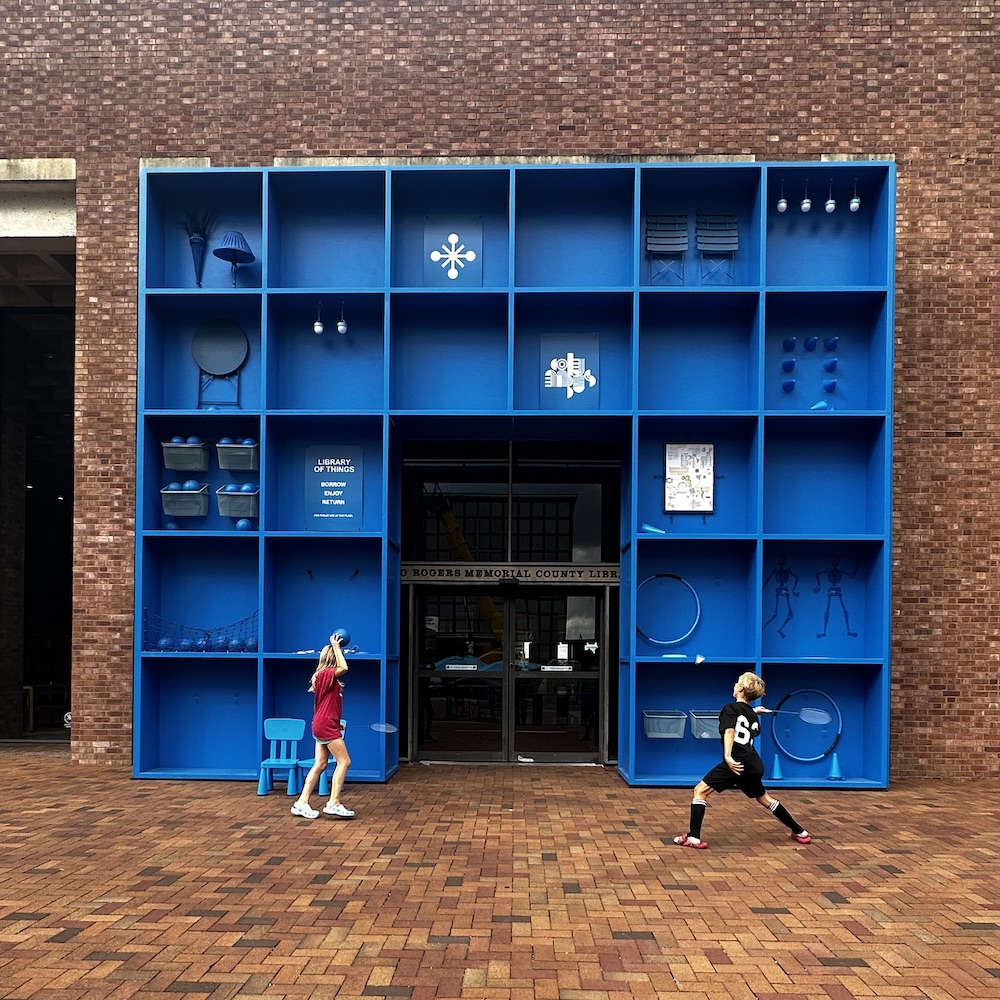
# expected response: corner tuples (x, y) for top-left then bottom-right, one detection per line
(701, 758), (766, 799)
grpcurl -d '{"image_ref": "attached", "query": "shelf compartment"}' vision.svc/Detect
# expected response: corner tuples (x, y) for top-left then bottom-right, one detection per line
(635, 539), (757, 658)
(262, 536), (384, 655)
(141, 294), (262, 411)
(760, 540), (886, 659)
(765, 165), (893, 287)
(757, 661), (886, 786)
(638, 292), (760, 411)
(513, 292), (632, 411)
(139, 536), (259, 649)
(636, 415), (759, 535)
(389, 293), (508, 411)
(639, 166), (762, 287)
(390, 168), (510, 288)
(265, 292), (385, 411)
(142, 170), (263, 290)
(514, 167), (634, 288)
(628, 659), (749, 784)
(762, 416), (888, 535)
(135, 657), (259, 777)
(266, 169), (386, 288)
(763, 291), (889, 411)
(142, 416), (261, 531)
(264, 414), (383, 532)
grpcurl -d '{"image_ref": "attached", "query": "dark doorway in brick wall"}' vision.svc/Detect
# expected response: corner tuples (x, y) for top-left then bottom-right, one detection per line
(0, 302), (75, 740)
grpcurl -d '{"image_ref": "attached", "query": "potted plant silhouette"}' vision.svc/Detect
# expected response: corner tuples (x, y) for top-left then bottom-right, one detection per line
(180, 211), (216, 287)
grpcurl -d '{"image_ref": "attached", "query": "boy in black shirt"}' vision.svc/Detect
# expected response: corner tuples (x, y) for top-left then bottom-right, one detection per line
(673, 671), (812, 849)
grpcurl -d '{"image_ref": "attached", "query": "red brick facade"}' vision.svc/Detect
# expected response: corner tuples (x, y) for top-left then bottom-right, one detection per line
(2, 1), (996, 777)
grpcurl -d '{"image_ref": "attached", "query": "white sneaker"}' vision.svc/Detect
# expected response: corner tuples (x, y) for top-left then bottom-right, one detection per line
(290, 802), (319, 819)
(322, 802), (355, 818)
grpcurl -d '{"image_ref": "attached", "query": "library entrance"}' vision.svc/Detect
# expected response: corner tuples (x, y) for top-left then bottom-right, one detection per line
(400, 434), (623, 763)
(408, 584), (615, 762)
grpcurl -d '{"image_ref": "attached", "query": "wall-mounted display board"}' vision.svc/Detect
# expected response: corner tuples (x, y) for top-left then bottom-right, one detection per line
(137, 161), (894, 787)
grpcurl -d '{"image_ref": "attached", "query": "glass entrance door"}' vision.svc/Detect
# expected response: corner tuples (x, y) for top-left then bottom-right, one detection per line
(413, 586), (605, 762)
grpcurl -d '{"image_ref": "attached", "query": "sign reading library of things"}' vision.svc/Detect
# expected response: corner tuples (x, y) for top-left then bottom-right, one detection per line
(305, 446), (363, 530)
(664, 443), (714, 513)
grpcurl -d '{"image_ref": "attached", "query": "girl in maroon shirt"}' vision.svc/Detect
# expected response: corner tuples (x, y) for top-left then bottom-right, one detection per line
(291, 634), (354, 819)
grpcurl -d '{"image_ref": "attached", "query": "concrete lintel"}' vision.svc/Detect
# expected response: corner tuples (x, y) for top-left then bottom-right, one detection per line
(139, 157), (212, 170)
(0, 158), (76, 182)
(273, 153), (757, 168)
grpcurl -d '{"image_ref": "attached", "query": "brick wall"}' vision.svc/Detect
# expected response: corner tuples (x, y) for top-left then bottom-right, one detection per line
(2, 1), (996, 776)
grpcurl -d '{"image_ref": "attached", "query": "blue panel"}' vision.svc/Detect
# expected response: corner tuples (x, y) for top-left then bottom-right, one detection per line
(635, 540), (757, 659)
(143, 294), (262, 411)
(760, 540), (885, 660)
(637, 417), (758, 534)
(513, 292), (631, 410)
(764, 292), (888, 411)
(143, 171), (263, 290)
(638, 293), (760, 411)
(389, 293), (508, 411)
(763, 418), (886, 535)
(640, 166), (762, 287)
(391, 169), (510, 288)
(265, 293), (385, 410)
(758, 662), (886, 785)
(265, 415), (383, 532)
(765, 166), (890, 287)
(267, 170), (385, 288)
(263, 536), (383, 654)
(515, 168), (634, 288)
(143, 658), (258, 773)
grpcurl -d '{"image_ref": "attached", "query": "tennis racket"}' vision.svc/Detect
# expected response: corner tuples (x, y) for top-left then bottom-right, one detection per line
(769, 689), (842, 762)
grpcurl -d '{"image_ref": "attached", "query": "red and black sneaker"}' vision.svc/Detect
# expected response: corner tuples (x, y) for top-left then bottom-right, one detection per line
(672, 834), (708, 850)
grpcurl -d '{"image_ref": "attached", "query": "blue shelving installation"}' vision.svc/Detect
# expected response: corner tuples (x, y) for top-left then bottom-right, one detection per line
(136, 160), (894, 787)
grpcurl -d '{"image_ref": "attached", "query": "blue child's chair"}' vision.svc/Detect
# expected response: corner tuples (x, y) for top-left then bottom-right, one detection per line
(257, 718), (306, 796)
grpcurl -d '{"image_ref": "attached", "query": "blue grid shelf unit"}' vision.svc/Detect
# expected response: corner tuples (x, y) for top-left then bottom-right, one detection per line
(136, 161), (894, 787)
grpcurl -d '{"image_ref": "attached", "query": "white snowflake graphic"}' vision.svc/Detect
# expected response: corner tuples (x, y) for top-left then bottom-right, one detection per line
(545, 352), (597, 399)
(429, 232), (478, 280)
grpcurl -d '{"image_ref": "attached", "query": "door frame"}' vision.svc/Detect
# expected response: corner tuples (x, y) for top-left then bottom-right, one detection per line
(403, 578), (616, 764)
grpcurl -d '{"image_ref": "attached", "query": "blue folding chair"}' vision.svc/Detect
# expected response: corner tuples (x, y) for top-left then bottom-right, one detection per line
(257, 718), (306, 796)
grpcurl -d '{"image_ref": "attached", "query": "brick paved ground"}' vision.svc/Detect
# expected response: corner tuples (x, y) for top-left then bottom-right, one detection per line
(1, 745), (999, 999)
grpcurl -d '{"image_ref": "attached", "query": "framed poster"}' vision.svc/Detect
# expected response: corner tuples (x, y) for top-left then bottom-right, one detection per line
(664, 443), (714, 513)
(305, 445), (363, 530)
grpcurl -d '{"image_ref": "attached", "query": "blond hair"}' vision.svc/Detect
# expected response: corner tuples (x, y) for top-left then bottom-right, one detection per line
(308, 644), (337, 691)
(737, 671), (765, 701)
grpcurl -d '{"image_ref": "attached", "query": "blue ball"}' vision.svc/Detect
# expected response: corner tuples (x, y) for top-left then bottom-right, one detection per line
(218, 436), (234, 445)
(170, 435), (186, 444)
(157, 637), (173, 651)
(331, 628), (351, 648)
(228, 638), (246, 652)
(212, 636), (228, 652)
(186, 435), (202, 444)
(245, 637), (258, 652)
(224, 483), (241, 492)
(235, 518), (254, 531)
(179, 638), (195, 652)
(240, 482), (257, 493)
(196, 638), (208, 652)
(241, 437), (256, 446)
(182, 480), (201, 491)
(166, 482), (182, 491)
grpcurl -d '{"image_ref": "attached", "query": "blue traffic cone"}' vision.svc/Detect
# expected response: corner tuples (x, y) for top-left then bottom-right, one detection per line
(770, 755), (783, 780)
(827, 752), (844, 780)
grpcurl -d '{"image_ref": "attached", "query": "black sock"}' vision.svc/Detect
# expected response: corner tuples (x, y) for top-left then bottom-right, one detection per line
(768, 800), (804, 835)
(689, 799), (707, 839)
